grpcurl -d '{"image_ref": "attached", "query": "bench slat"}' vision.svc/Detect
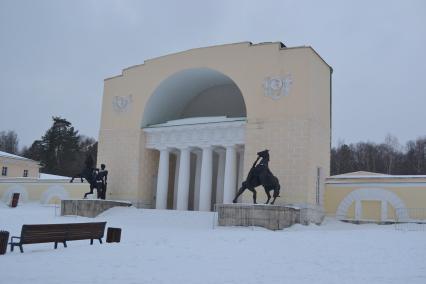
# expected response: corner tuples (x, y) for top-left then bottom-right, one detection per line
(17, 222), (106, 245)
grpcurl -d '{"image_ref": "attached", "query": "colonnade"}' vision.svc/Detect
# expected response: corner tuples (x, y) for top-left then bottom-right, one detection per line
(155, 145), (244, 211)
(143, 117), (247, 211)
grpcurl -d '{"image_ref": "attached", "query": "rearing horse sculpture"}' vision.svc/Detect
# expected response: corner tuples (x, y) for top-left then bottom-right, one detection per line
(233, 150), (281, 205)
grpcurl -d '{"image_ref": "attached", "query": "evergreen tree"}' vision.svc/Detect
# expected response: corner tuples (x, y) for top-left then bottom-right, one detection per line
(23, 117), (97, 177)
(40, 117), (80, 176)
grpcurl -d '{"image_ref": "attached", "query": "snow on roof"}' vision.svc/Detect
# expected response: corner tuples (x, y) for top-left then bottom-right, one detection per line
(0, 150), (39, 163)
(329, 171), (426, 179)
(39, 173), (70, 180)
(331, 171), (391, 178)
(146, 116), (246, 128)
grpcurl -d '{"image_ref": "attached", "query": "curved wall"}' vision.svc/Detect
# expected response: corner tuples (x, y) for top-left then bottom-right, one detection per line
(181, 84), (246, 119)
(141, 68), (246, 127)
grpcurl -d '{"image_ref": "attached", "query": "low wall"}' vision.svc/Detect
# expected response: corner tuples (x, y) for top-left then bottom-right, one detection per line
(0, 179), (89, 204)
(325, 181), (426, 222)
(216, 204), (324, 230)
(61, 199), (132, 218)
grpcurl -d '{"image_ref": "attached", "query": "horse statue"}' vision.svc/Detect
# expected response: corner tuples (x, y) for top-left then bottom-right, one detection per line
(70, 155), (100, 199)
(233, 150), (281, 205)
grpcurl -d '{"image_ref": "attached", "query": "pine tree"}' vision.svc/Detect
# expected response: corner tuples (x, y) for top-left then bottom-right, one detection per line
(24, 117), (80, 176)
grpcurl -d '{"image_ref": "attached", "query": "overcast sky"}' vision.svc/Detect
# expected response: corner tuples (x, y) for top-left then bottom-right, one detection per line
(0, 0), (425, 149)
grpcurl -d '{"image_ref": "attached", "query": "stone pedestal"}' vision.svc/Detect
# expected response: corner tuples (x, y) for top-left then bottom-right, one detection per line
(216, 203), (324, 230)
(61, 199), (132, 218)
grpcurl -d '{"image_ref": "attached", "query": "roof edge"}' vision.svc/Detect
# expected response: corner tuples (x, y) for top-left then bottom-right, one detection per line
(104, 41), (332, 81)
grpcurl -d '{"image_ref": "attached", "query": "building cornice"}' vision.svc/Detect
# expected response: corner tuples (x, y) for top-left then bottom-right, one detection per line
(144, 120), (246, 149)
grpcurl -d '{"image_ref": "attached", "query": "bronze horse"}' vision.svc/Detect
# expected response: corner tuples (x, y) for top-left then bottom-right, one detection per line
(233, 150), (281, 205)
(70, 155), (100, 199)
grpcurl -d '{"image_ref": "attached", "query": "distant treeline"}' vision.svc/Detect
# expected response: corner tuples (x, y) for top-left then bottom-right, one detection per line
(331, 135), (426, 175)
(2, 124), (425, 177)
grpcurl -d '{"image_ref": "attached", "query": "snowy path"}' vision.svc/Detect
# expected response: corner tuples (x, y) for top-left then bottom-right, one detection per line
(1, 203), (425, 284)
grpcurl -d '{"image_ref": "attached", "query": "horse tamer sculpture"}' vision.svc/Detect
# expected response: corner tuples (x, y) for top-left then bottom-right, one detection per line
(233, 150), (281, 205)
(70, 155), (100, 199)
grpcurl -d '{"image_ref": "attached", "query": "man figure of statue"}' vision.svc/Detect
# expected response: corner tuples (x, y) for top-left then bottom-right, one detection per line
(96, 164), (108, 200)
(71, 155), (100, 199)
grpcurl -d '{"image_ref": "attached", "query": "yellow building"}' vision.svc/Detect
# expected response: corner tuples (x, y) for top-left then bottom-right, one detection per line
(325, 171), (426, 222)
(0, 151), (89, 204)
(97, 41), (332, 216)
(0, 150), (40, 178)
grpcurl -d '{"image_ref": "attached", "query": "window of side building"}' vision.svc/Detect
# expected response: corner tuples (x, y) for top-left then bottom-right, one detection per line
(1, 166), (7, 176)
(23, 170), (28, 177)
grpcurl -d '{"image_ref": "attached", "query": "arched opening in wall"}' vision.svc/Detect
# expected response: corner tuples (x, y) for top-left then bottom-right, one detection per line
(142, 68), (247, 211)
(141, 68), (247, 127)
(336, 188), (409, 222)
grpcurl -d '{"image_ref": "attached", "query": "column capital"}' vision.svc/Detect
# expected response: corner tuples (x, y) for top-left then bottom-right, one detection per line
(236, 145), (245, 153)
(224, 144), (236, 149)
(214, 147), (226, 154)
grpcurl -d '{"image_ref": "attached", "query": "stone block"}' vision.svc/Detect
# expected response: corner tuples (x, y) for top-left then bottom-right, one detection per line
(61, 199), (132, 218)
(216, 204), (302, 230)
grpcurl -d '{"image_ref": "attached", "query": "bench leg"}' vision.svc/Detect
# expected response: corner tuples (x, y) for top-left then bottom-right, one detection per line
(54, 242), (58, 249)
(63, 241), (67, 248)
(19, 245), (23, 253)
(90, 239), (93, 245)
(98, 238), (102, 244)
(10, 244), (14, 252)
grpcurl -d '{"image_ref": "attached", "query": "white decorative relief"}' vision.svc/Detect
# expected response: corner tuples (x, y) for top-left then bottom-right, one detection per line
(144, 121), (246, 150)
(112, 94), (133, 113)
(263, 75), (293, 100)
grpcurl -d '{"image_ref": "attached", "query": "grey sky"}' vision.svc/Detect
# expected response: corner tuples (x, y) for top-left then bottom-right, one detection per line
(1, 0), (425, 149)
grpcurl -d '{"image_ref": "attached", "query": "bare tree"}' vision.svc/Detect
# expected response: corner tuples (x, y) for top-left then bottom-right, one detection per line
(0, 130), (19, 154)
(405, 137), (426, 174)
(331, 135), (425, 175)
(383, 134), (401, 174)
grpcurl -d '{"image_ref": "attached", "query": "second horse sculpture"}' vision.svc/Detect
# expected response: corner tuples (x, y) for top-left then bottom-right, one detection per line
(233, 150), (281, 205)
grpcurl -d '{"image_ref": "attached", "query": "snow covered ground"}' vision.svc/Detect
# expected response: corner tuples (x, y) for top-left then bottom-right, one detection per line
(1, 203), (425, 284)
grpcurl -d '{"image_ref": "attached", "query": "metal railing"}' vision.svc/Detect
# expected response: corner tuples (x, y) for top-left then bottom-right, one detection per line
(395, 208), (426, 231)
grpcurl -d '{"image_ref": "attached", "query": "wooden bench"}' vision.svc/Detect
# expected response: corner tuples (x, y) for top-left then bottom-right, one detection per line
(9, 222), (106, 253)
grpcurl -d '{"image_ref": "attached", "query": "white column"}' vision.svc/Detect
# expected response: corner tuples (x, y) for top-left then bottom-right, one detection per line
(199, 146), (213, 211)
(176, 147), (190, 210)
(215, 149), (225, 204)
(173, 152), (180, 209)
(193, 151), (202, 211)
(155, 148), (169, 209)
(237, 149), (245, 190)
(223, 145), (237, 203)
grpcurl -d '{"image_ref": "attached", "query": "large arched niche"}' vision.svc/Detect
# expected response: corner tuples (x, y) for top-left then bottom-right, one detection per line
(141, 68), (247, 127)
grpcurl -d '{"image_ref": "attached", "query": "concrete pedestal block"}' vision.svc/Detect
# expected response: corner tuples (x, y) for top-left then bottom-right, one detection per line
(216, 204), (324, 230)
(61, 199), (132, 218)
